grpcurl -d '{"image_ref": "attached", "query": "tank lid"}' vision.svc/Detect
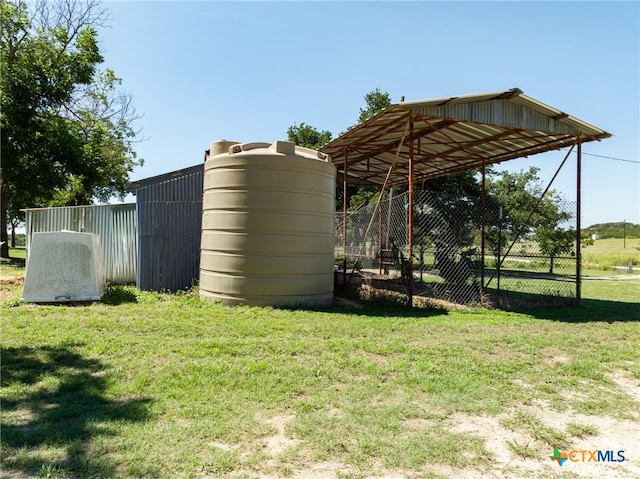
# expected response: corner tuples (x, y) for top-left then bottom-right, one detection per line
(226, 141), (331, 162)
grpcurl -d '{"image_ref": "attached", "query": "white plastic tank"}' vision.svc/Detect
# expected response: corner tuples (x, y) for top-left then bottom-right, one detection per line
(200, 140), (336, 307)
(22, 231), (105, 302)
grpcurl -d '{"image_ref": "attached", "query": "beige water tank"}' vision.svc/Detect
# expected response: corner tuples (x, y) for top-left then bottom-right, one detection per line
(200, 140), (336, 307)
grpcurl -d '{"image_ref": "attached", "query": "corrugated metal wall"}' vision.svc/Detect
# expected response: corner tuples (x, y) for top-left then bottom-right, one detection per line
(135, 166), (203, 292)
(25, 204), (137, 283)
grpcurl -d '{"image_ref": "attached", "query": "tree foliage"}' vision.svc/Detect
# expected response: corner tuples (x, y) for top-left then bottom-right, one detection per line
(287, 88), (393, 211)
(343, 88), (392, 209)
(485, 167), (578, 271)
(286, 122), (331, 150)
(357, 88), (392, 125)
(0, 0), (142, 257)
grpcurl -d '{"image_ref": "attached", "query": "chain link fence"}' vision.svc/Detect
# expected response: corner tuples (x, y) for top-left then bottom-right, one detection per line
(336, 190), (579, 308)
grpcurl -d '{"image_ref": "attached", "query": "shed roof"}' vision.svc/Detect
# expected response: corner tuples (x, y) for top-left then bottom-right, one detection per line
(125, 163), (203, 193)
(320, 88), (611, 186)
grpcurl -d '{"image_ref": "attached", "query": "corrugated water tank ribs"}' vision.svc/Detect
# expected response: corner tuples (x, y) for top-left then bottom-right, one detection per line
(200, 140), (336, 307)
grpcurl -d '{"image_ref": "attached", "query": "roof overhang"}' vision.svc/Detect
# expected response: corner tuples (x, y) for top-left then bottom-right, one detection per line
(125, 163), (203, 193)
(320, 88), (611, 186)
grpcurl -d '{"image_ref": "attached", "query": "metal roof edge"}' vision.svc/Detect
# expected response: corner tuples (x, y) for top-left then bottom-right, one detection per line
(22, 203), (135, 213)
(392, 88), (523, 108)
(125, 163), (204, 192)
(390, 88), (610, 139)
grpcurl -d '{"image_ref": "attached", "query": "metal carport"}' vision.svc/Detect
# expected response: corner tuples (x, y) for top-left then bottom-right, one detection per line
(320, 88), (611, 306)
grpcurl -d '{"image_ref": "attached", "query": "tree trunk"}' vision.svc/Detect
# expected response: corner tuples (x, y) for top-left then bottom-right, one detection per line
(1, 181), (9, 258)
(11, 223), (16, 248)
(549, 254), (554, 274)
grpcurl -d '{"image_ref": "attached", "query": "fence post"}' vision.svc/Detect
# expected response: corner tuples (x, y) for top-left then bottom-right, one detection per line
(481, 162), (486, 298)
(407, 114), (414, 308)
(576, 136), (582, 305)
(343, 147), (348, 289)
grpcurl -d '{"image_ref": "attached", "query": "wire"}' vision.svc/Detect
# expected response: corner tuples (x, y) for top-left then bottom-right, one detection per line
(583, 152), (640, 164)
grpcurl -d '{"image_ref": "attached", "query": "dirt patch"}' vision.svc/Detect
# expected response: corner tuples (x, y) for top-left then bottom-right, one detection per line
(544, 353), (570, 365)
(0, 275), (24, 285)
(261, 414), (298, 457)
(443, 402), (640, 479)
(235, 414), (354, 479)
(209, 404), (639, 478)
(608, 370), (640, 403)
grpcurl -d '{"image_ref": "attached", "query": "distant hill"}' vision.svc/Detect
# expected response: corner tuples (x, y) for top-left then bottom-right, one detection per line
(584, 222), (640, 239)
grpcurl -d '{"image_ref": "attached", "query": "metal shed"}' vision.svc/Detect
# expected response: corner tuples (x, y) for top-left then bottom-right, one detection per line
(24, 203), (137, 284)
(126, 163), (204, 292)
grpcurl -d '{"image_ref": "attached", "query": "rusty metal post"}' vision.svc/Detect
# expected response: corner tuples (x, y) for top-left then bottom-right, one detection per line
(481, 161), (486, 298)
(408, 114), (414, 308)
(378, 201), (383, 274)
(386, 187), (394, 249)
(343, 147), (348, 288)
(576, 137), (582, 305)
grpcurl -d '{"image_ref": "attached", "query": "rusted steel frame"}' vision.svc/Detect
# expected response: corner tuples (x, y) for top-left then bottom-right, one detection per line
(431, 128), (557, 161)
(414, 135), (574, 180)
(343, 120), (428, 166)
(413, 116), (482, 159)
(349, 131), (573, 186)
(321, 108), (406, 151)
(354, 125), (410, 262)
(427, 128), (530, 158)
(344, 114), (410, 152)
(576, 136), (582, 304)
(378, 203), (383, 274)
(345, 118), (453, 165)
(419, 128), (577, 170)
(485, 135), (577, 164)
(348, 157), (397, 175)
(343, 146), (348, 287)
(485, 142), (577, 288)
(414, 155), (478, 172)
(408, 113), (415, 307)
(481, 161), (486, 295)
(386, 188), (394, 250)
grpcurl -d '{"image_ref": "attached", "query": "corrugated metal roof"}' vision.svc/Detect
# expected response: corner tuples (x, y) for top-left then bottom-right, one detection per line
(321, 88), (611, 186)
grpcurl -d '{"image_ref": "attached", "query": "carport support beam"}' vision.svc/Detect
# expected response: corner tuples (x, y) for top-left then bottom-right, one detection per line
(576, 136), (582, 305)
(408, 114), (414, 308)
(343, 147), (348, 288)
(481, 161), (486, 297)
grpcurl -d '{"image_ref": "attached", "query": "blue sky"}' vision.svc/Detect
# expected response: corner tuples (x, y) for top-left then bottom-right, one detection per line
(101, 1), (639, 227)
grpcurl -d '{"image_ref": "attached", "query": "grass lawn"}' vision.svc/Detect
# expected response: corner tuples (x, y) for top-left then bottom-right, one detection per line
(582, 238), (640, 271)
(1, 260), (639, 478)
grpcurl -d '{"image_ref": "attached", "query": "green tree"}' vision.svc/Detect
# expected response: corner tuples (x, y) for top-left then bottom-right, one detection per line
(485, 167), (544, 245)
(287, 88), (392, 212)
(486, 167), (577, 272)
(286, 122), (332, 150)
(536, 226), (574, 274)
(343, 88), (392, 209)
(357, 88), (392, 124)
(0, 0), (142, 257)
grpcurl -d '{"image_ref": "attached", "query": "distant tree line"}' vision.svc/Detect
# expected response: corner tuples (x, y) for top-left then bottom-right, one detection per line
(584, 222), (640, 239)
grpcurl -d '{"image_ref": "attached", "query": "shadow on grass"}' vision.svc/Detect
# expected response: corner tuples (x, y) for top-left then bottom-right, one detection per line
(0, 344), (153, 478)
(486, 288), (640, 322)
(0, 255), (26, 269)
(525, 298), (640, 323)
(100, 285), (139, 305)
